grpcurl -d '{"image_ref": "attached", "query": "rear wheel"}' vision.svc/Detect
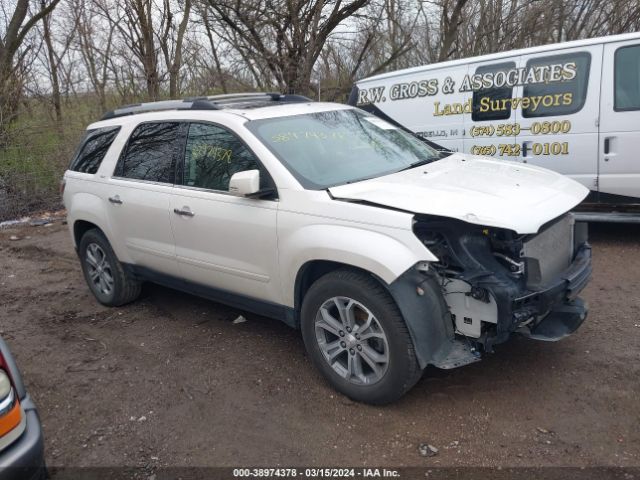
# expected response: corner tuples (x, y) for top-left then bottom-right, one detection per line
(301, 269), (422, 404)
(78, 229), (141, 306)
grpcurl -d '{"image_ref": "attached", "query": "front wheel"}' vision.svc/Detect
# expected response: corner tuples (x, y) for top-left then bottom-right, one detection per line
(301, 269), (422, 404)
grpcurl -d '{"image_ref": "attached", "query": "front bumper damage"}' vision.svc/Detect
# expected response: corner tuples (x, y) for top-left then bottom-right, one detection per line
(515, 244), (591, 341)
(390, 214), (592, 370)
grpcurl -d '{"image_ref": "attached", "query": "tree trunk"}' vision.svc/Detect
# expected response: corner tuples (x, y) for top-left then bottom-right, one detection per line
(168, 0), (191, 98)
(0, 0), (61, 141)
(41, 3), (62, 125)
(438, 0), (469, 61)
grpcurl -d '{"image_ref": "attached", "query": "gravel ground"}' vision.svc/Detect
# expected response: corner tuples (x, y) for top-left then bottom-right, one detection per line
(0, 220), (638, 471)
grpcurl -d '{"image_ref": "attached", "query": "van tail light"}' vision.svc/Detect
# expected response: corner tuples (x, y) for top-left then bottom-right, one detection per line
(60, 177), (66, 196)
(0, 354), (22, 438)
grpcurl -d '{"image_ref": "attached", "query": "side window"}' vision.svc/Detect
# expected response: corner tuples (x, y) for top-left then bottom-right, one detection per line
(615, 45), (640, 111)
(182, 122), (262, 192)
(69, 126), (120, 174)
(522, 52), (590, 118)
(117, 122), (181, 183)
(472, 62), (516, 122)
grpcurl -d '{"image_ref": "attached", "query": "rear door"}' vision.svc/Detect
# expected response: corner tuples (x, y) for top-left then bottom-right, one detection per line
(598, 40), (640, 201)
(107, 122), (181, 275)
(515, 45), (602, 192)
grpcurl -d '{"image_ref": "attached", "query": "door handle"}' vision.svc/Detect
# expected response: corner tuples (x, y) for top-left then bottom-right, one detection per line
(521, 141), (532, 162)
(108, 195), (123, 205)
(604, 137), (616, 161)
(173, 207), (195, 217)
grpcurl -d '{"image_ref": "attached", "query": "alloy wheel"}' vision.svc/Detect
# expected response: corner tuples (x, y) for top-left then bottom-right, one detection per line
(85, 243), (114, 296)
(314, 296), (389, 385)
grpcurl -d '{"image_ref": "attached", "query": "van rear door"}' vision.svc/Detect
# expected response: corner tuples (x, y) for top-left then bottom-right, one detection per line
(515, 45), (602, 192)
(598, 40), (640, 202)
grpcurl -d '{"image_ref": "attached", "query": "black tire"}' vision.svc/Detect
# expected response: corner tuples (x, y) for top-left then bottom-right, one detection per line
(78, 228), (141, 307)
(301, 268), (422, 405)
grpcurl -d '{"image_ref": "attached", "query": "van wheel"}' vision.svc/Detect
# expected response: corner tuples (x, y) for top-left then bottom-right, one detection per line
(301, 269), (422, 404)
(78, 229), (141, 307)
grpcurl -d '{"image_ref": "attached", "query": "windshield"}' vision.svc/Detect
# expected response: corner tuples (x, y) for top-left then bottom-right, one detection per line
(246, 109), (443, 189)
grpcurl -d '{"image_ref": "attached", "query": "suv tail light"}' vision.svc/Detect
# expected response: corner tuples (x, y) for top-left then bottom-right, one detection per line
(0, 355), (22, 438)
(60, 177), (66, 196)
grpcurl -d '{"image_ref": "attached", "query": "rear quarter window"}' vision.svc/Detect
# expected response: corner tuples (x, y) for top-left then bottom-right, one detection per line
(69, 126), (121, 174)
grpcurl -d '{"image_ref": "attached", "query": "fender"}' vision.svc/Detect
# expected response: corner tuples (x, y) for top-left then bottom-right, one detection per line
(282, 223), (455, 368)
(280, 223), (437, 307)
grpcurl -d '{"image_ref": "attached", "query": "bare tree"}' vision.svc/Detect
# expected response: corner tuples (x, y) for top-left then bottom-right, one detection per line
(159, 0), (192, 98)
(436, 0), (469, 61)
(5, 0), (640, 130)
(38, 0), (76, 124)
(195, 1), (229, 93)
(130, 0), (160, 99)
(315, 1), (419, 100)
(74, 1), (112, 111)
(0, 0), (61, 133)
(95, 0), (193, 100)
(202, 0), (373, 94)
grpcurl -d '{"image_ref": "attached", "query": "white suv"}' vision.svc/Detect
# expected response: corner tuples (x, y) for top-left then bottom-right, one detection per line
(63, 93), (592, 404)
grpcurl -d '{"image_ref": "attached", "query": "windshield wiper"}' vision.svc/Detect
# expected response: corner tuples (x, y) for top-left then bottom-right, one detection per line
(399, 150), (453, 172)
(398, 158), (435, 172)
(345, 174), (383, 184)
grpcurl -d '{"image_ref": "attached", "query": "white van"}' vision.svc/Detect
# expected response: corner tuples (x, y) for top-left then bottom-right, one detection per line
(348, 33), (640, 221)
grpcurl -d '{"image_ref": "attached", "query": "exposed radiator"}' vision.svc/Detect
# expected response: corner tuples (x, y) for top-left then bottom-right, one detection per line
(523, 213), (575, 289)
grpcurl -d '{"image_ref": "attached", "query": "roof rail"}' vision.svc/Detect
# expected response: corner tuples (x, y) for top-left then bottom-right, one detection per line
(101, 98), (218, 120)
(185, 92), (281, 102)
(101, 92), (312, 120)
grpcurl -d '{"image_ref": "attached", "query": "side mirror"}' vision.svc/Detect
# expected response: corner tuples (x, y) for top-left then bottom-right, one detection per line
(229, 170), (260, 196)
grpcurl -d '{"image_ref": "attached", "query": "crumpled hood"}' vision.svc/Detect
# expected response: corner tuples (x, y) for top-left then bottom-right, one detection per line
(328, 153), (589, 234)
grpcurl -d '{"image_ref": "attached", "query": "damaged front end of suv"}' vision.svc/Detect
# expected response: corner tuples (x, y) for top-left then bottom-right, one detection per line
(327, 150), (593, 376)
(400, 212), (591, 369)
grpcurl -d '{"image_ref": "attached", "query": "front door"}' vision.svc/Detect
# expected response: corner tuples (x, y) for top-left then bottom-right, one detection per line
(169, 122), (281, 303)
(598, 40), (640, 201)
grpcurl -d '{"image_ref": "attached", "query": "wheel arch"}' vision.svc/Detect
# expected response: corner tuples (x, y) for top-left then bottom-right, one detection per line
(293, 259), (456, 369)
(73, 219), (103, 249)
(71, 215), (132, 266)
(294, 260), (383, 326)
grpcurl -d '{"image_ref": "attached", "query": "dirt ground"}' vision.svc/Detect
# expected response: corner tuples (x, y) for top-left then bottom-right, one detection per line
(0, 220), (638, 470)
